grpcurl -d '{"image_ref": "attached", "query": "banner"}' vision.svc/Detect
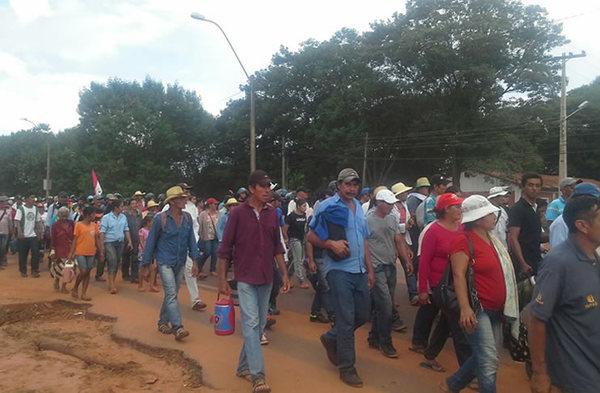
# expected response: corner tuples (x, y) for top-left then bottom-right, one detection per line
(92, 170), (103, 197)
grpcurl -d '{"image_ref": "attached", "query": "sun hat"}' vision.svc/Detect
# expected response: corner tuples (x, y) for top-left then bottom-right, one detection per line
(461, 195), (500, 224)
(415, 177), (431, 188)
(105, 193), (118, 201)
(434, 193), (464, 211)
(391, 182), (413, 196)
(146, 200), (159, 208)
(225, 198), (239, 206)
(337, 168), (360, 183)
(164, 186), (189, 203)
(487, 186), (510, 199)
(133, 190), (145, 196)
(376, 189), (399, 204)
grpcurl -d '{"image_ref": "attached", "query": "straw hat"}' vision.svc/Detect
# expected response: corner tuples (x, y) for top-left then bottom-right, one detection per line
(164, 186), (189, 203)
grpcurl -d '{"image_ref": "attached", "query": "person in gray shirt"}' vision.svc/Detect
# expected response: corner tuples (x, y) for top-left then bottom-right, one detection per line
(528, 195), (600, 393)
(366, 189), (413, 359)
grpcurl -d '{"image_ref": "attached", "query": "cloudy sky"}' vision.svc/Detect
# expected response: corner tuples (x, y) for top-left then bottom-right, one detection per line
(0, 0), (598, 135)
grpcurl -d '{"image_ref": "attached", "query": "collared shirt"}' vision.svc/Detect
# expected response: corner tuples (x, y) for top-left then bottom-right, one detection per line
(508, 198), (542, 269)
(141, 210), (200, 267)
(423, 194), (437, 225)
(549, 215), (568, 249)
(546, 196), (566, 222)
(530, 238), (600, 393)
(216, 211), (229, 242)
(100, 211), (129, 242)
(217, 200), (285, 285)
(309, 193), (370, 275)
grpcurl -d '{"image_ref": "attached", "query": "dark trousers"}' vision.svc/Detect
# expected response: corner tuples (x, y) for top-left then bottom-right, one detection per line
(95, 250), (105, 278)
(0, 234), (8, 265)
(122, 247), (139, 281)
(324, 270), (370, 370)
(368, 264), (396, 345)
(18, 237), (40, 274)
(269, 262), (282, 312)
(308, 257), (334, 318)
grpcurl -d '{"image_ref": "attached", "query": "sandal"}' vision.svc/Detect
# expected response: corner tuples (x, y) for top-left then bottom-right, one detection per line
(158, 324), (173, 334)
(235, 370), (252, 382)
(252, 379), (271, 393)
(420, 360), (446, 372)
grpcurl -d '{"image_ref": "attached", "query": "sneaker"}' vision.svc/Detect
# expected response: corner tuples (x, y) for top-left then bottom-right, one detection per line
(380, 343), (399, 358)
(310, 313), (330, 323)
(260, 333), (269, 345)
(192, 301), (207, 311)
(21, 272), (28, 278)
(320, 334), (338, 366)
(392, 319), (407, 332)
(158, 324), (173, 334)
(339, 367), (363, 387)
(174, 328), (189, 341)
(31, 272), (40, 278)
(368, 340), (380, 350)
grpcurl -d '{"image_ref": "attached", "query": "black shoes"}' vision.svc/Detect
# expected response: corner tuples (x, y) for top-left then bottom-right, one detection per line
(340, 367), (363, 388)
(380, 343), (398, 358)
(310, 312), (330, 323)
(320, 334), (338, 366)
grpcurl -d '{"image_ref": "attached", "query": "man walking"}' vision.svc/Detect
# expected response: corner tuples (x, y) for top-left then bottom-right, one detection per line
(422, 174), (451, 226)
(487, 186), (511, 249)
(546, 177), (579, 225)
(141, 185), (200, 341)
(307, 168), (375, 387)
(14, 194), (43, 277)
(528, 195), (600, 393)
(217, 170), (290, 393)
(0, 195), (14, 268)
(367, 189), (412, 359)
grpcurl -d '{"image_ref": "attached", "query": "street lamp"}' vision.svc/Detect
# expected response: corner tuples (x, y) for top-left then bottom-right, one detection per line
(21, 117), (51, 199)
(558, 100), (589, 180)
(190, 12), (256, 172)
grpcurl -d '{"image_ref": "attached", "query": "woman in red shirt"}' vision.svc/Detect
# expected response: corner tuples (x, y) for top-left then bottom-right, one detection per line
(50, 206), (75, 293)
(412, 193), (472, 373)
(442, 195), (517, 393)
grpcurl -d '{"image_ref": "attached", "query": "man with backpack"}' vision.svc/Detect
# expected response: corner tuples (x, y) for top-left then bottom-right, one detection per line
(141, 185), (200, 341)
(14, 194), (44, 277)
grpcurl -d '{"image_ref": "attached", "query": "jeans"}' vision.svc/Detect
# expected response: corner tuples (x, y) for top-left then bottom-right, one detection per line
(308, 258), (333, 317)
(158, 263), (185, 331)
(324, 270), (370, 370)
(237, 281), (273, 381)
(447, 310), (502, 393)
(402, 255), (418, 300)
(0, 234), (8, 264)
(184, 256), (202, 306)
(104, 241), (124, 275)
(288, 238), (306, 282)
(199, 238), (219, 272)
(368, 264), (396, 345)
(18, 237), (40, 274)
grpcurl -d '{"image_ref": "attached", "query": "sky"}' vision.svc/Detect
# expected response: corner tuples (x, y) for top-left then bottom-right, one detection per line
(0, 0), (598, 135)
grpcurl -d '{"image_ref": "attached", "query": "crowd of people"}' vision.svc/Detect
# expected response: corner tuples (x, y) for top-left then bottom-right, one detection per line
(0, 169), (598, 393)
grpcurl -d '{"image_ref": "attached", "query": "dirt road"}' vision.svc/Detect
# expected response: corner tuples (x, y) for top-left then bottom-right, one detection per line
(0, 255), (531, 392)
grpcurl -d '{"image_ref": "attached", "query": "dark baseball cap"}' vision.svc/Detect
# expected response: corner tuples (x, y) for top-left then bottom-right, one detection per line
(431, 174), (452, 186)
(248, 170), (271, 187)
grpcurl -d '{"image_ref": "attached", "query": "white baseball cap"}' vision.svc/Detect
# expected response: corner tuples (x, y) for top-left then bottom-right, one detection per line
(376, 189), (399, 204)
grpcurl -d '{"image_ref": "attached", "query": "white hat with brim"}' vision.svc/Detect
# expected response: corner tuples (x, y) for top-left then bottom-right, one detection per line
(487, 186), (510, 200)
(376, 189), (399, 204)
(462, 195), (500, 224)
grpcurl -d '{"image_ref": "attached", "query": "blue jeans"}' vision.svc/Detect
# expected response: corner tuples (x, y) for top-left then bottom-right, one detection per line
(237, 281), (273, 382)
(158, 263), (185, 332)
(104, 241), (123, 275)
(447, 310), (502, 393)
(368, 264), (396, 345)
(324, 270), (370, 370)
(288, 238), (306, 282)
(199, 238), (219, 272)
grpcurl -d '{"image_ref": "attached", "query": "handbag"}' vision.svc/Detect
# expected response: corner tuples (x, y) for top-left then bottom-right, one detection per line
(432, 234), (482, 320)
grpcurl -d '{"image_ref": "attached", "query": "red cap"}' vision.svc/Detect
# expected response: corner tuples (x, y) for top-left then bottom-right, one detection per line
(434, 193), (464, 211)
(206, 197), (218, 205)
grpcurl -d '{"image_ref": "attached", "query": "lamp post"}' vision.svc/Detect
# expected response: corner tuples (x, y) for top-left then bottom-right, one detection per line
(21, 117), (51, 199)
(558, 100), (589, 180)
(190, 13), (256, 172)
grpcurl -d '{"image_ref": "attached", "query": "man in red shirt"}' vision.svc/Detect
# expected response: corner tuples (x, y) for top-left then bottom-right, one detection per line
(217, 170), (290, 393)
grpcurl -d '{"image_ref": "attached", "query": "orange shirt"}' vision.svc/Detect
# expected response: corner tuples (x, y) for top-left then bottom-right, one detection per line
(74, 221), (97, 256)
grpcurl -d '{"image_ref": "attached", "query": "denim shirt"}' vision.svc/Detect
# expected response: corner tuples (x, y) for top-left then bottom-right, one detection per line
(100, 211), (129, 242)
(309, 193), (370, 275)
(141, 210), (200, 268)
(216, 211), (229, 242)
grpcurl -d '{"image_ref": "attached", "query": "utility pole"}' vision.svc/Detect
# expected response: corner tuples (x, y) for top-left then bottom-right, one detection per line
(281, 135), (286, 189)
(557, 51), (586, 181)
(362, 132), (368, 185)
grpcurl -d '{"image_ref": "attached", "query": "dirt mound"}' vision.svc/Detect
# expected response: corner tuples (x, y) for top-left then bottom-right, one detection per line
(0, 300), (203, 393)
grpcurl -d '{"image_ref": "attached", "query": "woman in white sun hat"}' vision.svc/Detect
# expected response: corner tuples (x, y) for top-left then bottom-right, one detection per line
(441, 195), (519, 393)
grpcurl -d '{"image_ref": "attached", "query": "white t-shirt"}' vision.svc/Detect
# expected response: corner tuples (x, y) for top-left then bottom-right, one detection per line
(15, 205), (41, 238)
